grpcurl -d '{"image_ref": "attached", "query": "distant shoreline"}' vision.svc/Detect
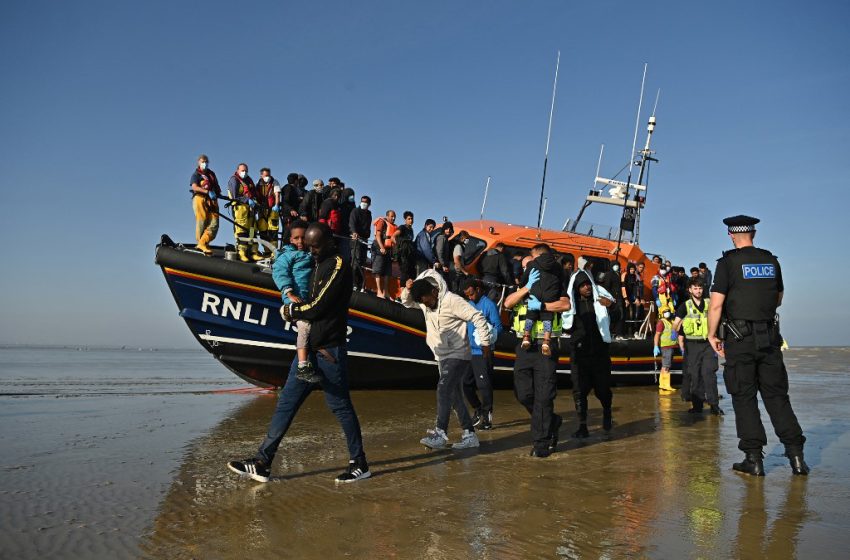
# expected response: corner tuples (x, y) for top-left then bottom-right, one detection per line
(0, 344), (201, 351)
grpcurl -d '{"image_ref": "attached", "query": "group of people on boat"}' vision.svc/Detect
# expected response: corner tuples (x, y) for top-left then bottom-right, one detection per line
(188, 158), (810, 482)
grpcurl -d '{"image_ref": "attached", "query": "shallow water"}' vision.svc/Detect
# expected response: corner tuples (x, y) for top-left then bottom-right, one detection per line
(1, 347), (849, 559)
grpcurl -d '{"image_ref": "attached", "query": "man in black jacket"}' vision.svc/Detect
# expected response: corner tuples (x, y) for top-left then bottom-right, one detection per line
(227, 223), (370, 484)
(349, 195), (372, 291)
(479, 243), (514, 303)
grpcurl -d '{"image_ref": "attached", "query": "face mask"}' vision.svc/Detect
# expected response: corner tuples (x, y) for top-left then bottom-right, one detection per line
(263, 177), (271, 183)
(360, 202), (369, 210)
(348, 196), (355, 203)
(663, 312), (671, 319)
(239, 171), (246, 179)
(199, 162), (207, 170)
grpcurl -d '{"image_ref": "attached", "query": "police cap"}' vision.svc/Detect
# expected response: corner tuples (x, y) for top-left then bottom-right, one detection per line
(723, 215), (759, 234)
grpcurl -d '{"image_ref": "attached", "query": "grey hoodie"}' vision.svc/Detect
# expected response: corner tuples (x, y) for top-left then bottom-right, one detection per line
(401, 269), (491, 361)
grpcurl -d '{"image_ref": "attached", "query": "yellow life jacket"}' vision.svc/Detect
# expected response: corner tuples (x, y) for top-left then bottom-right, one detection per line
(659, 318), (678, 348)
(682, 298), (709, 340)
(511, 302), (562, 338)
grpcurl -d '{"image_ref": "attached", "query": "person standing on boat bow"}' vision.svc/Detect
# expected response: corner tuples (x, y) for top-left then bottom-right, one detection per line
(255, 167), (281, 257)
(227, 163), (262, 262)
(708, 215), (808, 477)
(504, 251), (572, 458)
(228, 222), (371, 484)
(189, 154), (221, 256)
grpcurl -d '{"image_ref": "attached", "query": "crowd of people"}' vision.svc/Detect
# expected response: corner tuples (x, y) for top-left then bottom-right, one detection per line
(189, 157), (808, 481)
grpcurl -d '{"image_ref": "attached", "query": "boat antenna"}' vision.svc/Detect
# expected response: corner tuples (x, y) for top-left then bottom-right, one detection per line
(540, 197), (548, 228)
(480, 176), (491, 225)
(633, 88), (660, 245)
(614, 63), (648, 256)
(536, 50), (560, 238)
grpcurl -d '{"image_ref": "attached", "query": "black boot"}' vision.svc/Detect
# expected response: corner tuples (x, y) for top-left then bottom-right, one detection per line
(786, 449), (810, 476)
(573, 395), (589, 438)
(710, 404), (725, 415)
(602, 407), (613, 432)
(688, 399), (704, 414)
(572, 424), (589, 438)
(733, 451), (765, 476)
(548, 414), (563, 452)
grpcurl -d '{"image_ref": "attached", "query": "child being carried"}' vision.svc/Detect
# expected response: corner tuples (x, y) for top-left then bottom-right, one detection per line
(272, 220), (320, 383)
(521, 245), (565, 356)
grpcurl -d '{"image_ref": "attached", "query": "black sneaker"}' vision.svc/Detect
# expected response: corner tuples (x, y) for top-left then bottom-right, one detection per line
(296, 361), (322, 384)
(480, 411), (493, 431)
(710, 405), (725, 416)
(227, 458), (270, 483)
(471, 410), (483, 427)
(335, 457), (371, 484)
(530, 446), (551, 458)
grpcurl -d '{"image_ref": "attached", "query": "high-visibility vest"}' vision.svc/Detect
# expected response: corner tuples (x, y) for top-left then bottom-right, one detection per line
(659, 318), (678, 348)
(511, 302), (563, 339)
(682, 298), (709, 340)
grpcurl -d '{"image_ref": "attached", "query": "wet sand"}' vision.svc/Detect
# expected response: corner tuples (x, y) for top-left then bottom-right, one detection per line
(2, 348), (850, 558)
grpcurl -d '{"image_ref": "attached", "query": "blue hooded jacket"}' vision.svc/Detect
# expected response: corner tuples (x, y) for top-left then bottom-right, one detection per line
(415, 228), (436, 263)
(466, 295), (502, 356)
(272, 245), (313, 305)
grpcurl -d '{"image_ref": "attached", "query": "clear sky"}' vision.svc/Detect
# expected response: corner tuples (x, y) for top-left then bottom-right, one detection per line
(1, 0), (848, 347)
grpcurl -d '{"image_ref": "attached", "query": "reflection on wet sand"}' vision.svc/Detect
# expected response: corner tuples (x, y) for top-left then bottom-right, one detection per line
(140, 378), (844, 559)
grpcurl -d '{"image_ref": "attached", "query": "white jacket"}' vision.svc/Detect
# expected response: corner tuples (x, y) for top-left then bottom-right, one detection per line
(562, 270), (614, 343)
(401, 269), (490, 361)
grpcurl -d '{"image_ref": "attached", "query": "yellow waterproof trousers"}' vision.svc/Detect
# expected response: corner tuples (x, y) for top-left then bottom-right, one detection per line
(256, 208), (280, 247)
(193, 195), (219, 245)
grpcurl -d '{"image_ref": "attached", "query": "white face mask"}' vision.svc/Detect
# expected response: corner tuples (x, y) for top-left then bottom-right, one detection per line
(360, 202), (369, 210)
(262, 176), (270, 183)
(239, 171), (247, 179)
(199, 162), (207, 170)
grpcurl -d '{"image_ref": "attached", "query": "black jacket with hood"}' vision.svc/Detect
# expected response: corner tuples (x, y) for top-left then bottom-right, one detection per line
(290, 250), (353, 350)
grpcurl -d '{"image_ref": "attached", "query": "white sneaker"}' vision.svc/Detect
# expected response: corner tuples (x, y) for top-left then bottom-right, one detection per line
(451, 429), (480, 449)
(420, 428), (449, 449)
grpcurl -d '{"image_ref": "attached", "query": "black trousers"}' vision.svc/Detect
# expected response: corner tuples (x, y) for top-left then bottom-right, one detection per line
(351, 242), (367, 290)
(570, 345), (613, 423)
(723, 330), (805, 453)
(682, 340), (719, 406)
(463, 354), (494, 414)
(513, 340), (559, 447)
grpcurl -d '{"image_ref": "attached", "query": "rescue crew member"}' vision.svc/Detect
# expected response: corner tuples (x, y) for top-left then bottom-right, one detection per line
(503, 243), (571, 458)
(652, 310), (678, 394)
(189, 154), (221, 256)
(708, 215), (808, 476)
(227, 163), (262, 262)
(673, 277), (723, 415)
(255, 167), (281, 257)
(563, 269), (615, 438)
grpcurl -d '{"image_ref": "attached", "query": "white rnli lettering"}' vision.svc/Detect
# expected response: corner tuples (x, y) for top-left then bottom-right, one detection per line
(201, 292), (269, 326)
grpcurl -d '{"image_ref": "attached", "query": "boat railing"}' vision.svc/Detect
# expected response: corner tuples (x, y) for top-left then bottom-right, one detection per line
(563, 219), (634, 243)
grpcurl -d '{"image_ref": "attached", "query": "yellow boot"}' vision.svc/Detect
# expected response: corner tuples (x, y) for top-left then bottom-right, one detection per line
(250, 243), (264, 262)
(658, 372), (675, 393)
(238, 245), (251, 263)
(196, 232), (213, 256)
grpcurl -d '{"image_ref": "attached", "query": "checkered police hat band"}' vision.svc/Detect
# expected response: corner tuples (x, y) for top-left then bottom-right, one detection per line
(728, 225), (755, 233)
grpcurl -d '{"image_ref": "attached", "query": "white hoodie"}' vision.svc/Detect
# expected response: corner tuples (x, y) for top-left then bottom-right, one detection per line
(401, 269), (491, 361)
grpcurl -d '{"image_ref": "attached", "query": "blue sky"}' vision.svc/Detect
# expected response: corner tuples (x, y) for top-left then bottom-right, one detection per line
(1, 0), (848, 347)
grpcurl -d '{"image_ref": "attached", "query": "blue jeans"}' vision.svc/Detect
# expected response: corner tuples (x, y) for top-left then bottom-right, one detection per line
(256, 346), (365, 465)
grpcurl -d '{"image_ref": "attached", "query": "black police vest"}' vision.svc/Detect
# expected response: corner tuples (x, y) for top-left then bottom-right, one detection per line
(719, 247), (781, 322)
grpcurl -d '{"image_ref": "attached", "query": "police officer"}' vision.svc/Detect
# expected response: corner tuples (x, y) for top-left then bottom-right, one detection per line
(503, 245), (571, 458)
(707, 215), (808, 476)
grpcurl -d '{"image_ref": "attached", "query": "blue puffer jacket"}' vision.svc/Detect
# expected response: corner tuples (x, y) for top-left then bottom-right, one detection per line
(272, 245), (313, 305)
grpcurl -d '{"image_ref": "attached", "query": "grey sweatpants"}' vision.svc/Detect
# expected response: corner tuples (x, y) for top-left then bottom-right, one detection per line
(436, 358), (474, 433)
(296, 320), (311, 351)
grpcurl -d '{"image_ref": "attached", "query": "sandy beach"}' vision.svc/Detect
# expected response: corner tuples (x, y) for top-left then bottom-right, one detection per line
(2, 347), (849, 558)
